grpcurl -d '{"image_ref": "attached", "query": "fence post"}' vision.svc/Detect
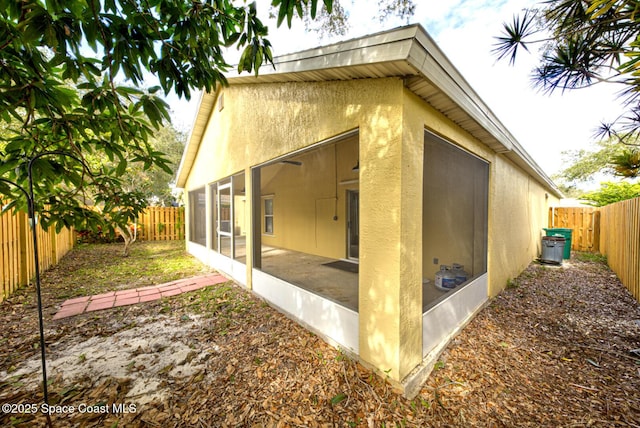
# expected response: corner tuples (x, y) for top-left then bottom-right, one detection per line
(50, 225), (58, 264)
(592, 210), (600, 253)
(17, 211), (30, 288)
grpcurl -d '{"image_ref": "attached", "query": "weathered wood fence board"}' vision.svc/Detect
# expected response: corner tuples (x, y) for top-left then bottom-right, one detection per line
(137, 207), (184, 241)
(1, 206), (20, 299)
(0, 203), (75, 302)
(548, 207), (600, 252)
(599, 198), (640, 302)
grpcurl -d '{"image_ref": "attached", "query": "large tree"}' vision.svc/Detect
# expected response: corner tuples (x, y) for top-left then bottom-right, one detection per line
(494, 0), (640, 143)
(552, 136), (639, 199)
(580, 181), (640, 206)
(0, 0), (333, 236)
(554, 137), (631, 183)
(112, 124), (187, 207)
(283, 0), (415, 37)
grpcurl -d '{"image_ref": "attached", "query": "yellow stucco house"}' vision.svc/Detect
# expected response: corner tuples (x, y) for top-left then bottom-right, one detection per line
(175, 24), (562, 397)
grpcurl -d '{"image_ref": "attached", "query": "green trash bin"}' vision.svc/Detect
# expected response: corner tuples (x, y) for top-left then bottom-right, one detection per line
(543, 228), (572, 259)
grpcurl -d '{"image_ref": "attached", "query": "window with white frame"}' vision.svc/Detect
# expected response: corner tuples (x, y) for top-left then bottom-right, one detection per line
(263, 197), (274, 235)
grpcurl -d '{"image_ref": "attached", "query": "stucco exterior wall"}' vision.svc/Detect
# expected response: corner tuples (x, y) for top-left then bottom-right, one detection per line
(489, 157), (554, 296)
(184, 78), (403, 190)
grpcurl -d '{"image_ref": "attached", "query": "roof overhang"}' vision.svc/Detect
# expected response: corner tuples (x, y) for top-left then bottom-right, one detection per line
(176, 24), (562, 198)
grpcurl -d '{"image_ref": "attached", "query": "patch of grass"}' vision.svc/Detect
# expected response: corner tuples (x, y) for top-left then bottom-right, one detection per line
(45, 241), (210, 299)
(518, 267), (542, 280)
(335, 348), (349, 362)
(179, 282), (255, 318)
(573, 251), (607, 264)
(2, 374), (25, 387)
(159, 299), (172, 314)
(330, 393), (347, 406)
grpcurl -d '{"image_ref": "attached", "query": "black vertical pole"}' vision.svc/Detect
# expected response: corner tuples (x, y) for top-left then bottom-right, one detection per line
(2, 152), (92, 427)
(27, 159), (49, 407)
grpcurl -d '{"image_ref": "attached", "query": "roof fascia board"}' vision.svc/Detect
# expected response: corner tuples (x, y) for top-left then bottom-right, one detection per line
(175, 89), (218, 188)
(410, 28), (514, 153)
(268, 25), (420, 67)
(254, 42), (416, 78)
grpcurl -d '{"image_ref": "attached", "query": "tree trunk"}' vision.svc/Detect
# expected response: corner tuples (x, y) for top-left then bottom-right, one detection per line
(116, 224), (137, 256)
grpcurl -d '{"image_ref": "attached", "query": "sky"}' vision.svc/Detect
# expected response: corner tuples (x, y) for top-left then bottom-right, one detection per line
(168, 0), (625, 183)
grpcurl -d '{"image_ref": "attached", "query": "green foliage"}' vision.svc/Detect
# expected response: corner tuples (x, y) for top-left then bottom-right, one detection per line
(270, 0), (415, 37)
(553, 182), (584, 199)
(113, 124), (187, 206)
(272, 0), (334, 28)
(552, 137), (640, 194)
(579, 181), (640, 206)
(494, 0), (640, 139)
(573, 251), (608, 264)
(554, 138), (625, 185)
(0, 0), (328, 232)
(611, 148), (640, 178)
(330, 392), (347, 406)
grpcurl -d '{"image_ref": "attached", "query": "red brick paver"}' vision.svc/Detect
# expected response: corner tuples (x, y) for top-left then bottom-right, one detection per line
(52, 273), (227, 320)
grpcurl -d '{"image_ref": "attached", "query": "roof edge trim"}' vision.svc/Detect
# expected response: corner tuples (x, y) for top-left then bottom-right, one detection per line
(175, 89), (220, 189)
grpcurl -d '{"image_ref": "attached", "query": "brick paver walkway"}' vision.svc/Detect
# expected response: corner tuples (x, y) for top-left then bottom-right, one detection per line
(52, 273), (228, 320)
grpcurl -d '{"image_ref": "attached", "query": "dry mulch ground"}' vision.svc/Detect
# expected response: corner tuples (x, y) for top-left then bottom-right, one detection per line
(1, 243), (639, 427)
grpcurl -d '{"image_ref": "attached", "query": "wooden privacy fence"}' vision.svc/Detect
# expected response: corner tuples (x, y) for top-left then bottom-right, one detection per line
(1, 205), (183, 301)
(599, 198), (640, 302)
(551, 199), (640, 302)
(548, 206), (600, 252)
(137, 206), (184, 241)
(1, 204), (75, 302)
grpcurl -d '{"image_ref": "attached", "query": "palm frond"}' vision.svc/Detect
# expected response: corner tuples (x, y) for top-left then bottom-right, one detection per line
(492, 10), (538, 65)
(535, 36), (599, 93)
(611, 148), (640, 177)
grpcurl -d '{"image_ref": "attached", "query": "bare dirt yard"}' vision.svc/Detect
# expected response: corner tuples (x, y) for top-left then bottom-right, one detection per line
(1, 242), (639, 427)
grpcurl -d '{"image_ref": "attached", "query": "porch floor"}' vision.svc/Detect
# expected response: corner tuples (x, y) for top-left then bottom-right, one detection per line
(257, 247), (450, 312)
